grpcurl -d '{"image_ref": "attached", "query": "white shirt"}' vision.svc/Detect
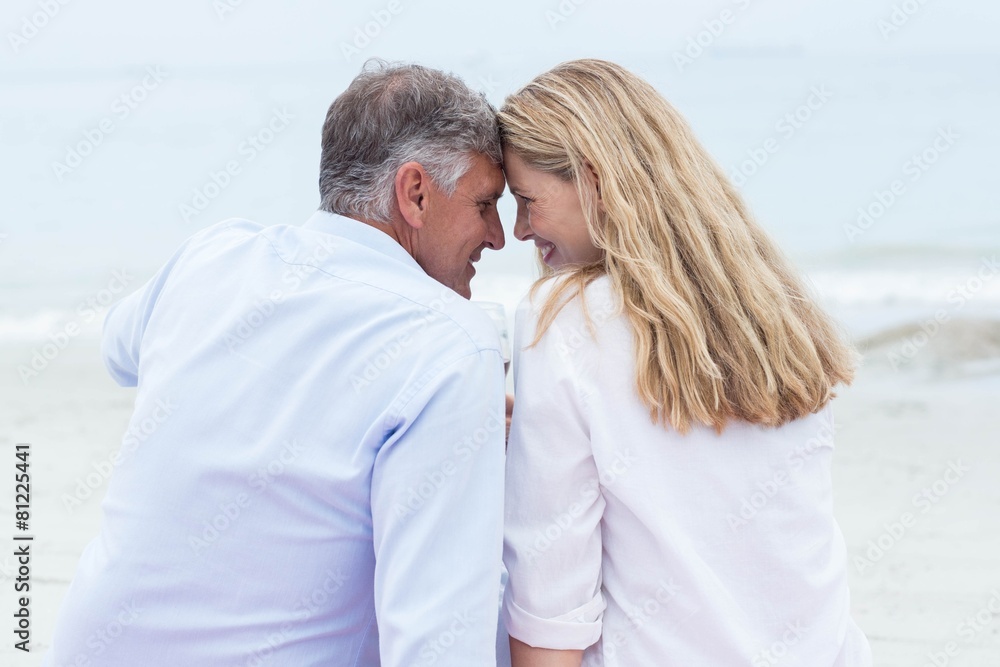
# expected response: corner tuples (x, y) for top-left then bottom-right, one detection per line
(502, 276), (872, 666)
(44, 212), (506, 667)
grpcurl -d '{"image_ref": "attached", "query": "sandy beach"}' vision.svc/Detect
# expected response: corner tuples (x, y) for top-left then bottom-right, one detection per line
(2, 327), (998, 666)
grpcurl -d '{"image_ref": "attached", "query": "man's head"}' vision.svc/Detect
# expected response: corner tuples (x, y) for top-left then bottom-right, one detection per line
(319, 61), (505, 298)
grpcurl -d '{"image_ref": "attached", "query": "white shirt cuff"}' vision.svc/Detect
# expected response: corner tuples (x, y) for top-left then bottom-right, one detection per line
(502, 591), (606, 650)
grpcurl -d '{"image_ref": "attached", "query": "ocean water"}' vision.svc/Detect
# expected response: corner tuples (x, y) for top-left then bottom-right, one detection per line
(3, 53), (999, 365)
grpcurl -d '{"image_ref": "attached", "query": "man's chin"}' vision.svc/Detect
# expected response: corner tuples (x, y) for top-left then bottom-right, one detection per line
(431, 276), (472, 300)
(457, 262), (475, 299)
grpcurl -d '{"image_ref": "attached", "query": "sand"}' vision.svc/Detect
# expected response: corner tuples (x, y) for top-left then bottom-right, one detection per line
(1, 336), (998, 666)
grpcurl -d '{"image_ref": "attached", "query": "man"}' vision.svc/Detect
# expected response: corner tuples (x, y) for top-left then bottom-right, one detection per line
(44, 62), (508, 666)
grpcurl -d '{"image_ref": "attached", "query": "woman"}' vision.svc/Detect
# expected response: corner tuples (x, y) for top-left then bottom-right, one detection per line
(500, 59), (872, 666)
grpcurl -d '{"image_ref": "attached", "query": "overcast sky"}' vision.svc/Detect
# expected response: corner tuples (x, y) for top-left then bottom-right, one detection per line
(2, 0), (996, 288)
(1, 0), (997, 73)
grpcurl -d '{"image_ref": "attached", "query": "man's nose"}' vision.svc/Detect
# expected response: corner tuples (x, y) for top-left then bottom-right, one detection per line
(484, 210), (505, 250)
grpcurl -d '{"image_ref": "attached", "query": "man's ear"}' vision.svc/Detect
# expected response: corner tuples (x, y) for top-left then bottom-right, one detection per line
(395, 162), (430, 230)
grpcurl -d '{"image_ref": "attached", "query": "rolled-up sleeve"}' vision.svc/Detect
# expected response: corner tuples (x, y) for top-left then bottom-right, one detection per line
(371, 349), (506, 666)
(502, 296), (606, 650)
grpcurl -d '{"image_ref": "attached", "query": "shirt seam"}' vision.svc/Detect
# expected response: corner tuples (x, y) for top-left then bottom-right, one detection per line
(305, 211), (421, 269)
(382, 349), (501, 428)
(352, 609), (378, 667)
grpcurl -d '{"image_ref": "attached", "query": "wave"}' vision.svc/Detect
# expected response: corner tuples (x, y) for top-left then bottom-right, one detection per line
(0, 309), (104, 343)
(858, 318), (1000, 377)
(807, 264), (1000, 308)
(2, 262), (998, 346)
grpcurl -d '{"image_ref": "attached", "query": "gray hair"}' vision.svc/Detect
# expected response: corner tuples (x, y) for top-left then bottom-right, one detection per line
(318, 60), (501, 223)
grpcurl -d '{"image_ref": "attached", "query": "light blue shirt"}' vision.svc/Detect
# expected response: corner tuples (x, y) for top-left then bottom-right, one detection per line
(43, 212), (507, 666)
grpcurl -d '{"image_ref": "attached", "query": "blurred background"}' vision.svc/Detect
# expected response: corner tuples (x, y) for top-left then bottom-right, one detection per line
(1, 1), (998, 664)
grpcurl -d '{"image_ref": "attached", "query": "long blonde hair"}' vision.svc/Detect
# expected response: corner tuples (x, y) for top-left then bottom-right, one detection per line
(499, 59), (855, 434)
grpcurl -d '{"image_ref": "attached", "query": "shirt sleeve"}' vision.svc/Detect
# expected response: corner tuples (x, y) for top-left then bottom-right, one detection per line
(100, 270), (165, 387)
(502, 295), (607, 650)
(101, 220), (241, 387)
(371, 348), (506, 667)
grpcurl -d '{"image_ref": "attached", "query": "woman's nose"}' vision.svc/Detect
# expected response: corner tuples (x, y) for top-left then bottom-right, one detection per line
(513, 210), (531, 242)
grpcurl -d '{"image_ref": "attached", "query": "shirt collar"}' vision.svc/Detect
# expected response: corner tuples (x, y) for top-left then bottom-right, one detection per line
(302, 210), (422, 272)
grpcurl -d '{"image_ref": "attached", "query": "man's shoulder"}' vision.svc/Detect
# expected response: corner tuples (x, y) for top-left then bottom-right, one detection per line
(271, 220), (503, 357)
(170, 217), (270, 265)
(190, 217), (267, 243)
(183, 217), (502, 356)
(389, 282), (503, 358)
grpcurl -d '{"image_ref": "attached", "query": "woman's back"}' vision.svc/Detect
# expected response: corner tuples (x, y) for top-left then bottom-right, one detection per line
(503, 276), (872, 666)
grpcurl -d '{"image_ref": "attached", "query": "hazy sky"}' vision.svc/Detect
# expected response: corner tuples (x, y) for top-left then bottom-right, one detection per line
(1, 0), (998, 73)
(2, 0), (997, 299)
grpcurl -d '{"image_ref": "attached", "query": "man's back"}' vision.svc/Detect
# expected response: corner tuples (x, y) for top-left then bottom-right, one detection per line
(43, 212), (506, 666)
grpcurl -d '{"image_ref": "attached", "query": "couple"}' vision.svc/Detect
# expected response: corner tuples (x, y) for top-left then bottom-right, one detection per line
(44, 60), (871, 666)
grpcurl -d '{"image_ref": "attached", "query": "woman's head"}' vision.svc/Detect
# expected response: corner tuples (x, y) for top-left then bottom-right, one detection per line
(499, 59), (855, 433)
(499, 58), (712, 274)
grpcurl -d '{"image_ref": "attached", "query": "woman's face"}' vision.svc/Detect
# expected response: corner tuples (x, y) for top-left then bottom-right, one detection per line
(503, 149), (602, 269)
